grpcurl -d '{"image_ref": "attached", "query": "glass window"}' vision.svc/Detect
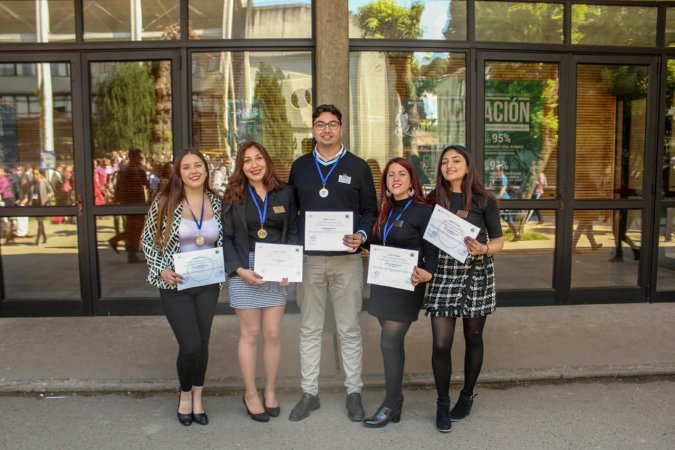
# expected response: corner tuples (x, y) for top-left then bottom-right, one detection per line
(475, 1), (563, 44)
(191, 51), (312, 183)
(350, 51), (465, 192)
(667, 8), (675, 48)
(1, 216), (79, 298)
(575, 65), (648, 200)
(0, 0), (75, 43)
(493, 208), (555, 290)
(349, 0), (467, 40)
(571, 209), (642, 288)
(190, 0), (312, 39)
(84, 0), (180, 41)
(657, 207), (675, 292)
(571, 4), (657, 47)
(664, 60), (675, 200)
(90, 61), (174, 205)
(0, 62), (74, 208)
(484, 62), (559, 201)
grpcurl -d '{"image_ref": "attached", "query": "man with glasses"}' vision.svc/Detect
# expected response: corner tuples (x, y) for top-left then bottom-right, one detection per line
(288, 104), (378, 422)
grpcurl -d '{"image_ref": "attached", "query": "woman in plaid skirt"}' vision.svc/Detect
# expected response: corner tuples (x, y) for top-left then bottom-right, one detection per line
(424, 145), (505, 433)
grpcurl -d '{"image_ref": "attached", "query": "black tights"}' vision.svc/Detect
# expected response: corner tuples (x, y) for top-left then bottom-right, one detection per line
(431, 316), (487, 400)
(378, 318), (412, 408)
(160, 284), (219, 392)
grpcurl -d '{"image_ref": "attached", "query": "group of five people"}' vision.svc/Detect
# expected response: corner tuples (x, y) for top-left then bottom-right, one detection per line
(140, 104), (504, 432)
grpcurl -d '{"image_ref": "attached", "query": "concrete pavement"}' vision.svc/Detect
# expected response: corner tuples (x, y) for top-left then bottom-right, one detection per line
(1, 303), (674, 393)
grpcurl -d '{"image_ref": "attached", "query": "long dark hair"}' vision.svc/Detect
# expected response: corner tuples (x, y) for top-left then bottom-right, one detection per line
(224, 141), (282, 208)
(372, 157), (428, 238)
(154, 148), (215, 246)
(428, 145), (494, 212)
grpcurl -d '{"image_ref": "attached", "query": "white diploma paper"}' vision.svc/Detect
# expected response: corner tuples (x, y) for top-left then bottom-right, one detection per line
(253, 242), (304, 282)
(367, 245), (419, 292)
(173, 247), (226, 291)
(304, 211), (353, 251)
(423, 204), (480, 263)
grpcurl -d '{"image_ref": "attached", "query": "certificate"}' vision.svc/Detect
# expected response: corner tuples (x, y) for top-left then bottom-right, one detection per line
(367, 245), (419, 292)
(173, 247), (226, 291)
(253, 242), (304, 282)
(304, 211), (353, 251)
(423, 204), (480, 263)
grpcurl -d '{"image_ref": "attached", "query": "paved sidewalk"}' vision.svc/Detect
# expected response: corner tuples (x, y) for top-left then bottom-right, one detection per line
(0, 303), (674, 393)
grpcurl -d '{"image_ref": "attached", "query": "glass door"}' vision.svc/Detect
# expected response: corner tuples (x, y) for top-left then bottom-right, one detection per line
(82, 51), (182, 315)
(477, 53), (563, 306)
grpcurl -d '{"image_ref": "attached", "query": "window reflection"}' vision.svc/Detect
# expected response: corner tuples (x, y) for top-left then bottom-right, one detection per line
(191, 51), (312, 182)
(84, 0), (180, 41)
(350, 52), (466, 192)
(664, 61), (675, 200)
(349, 0), (466, 40)
(493, 208), (554, 290)
(571, 4), (656, 47)
(571, 209), (642, 288)
(657, 208), (675, 292)
(0, 62), (74, 207)
(475, 1), (563, 44)
(0, 0), (75, 43)
(1, 215), (79, 298)
(190, 0), (312, 39)
(483, 61), (559, 201)
(575, 65), (647, 200)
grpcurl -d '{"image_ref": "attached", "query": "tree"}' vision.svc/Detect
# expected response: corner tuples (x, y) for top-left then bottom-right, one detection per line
(93, 62), (155, 159)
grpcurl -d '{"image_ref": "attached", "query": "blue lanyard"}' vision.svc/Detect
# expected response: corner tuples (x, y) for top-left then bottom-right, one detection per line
(184, 192), (205, 231)
(247, 184), (268, 227)
(382, 199), (413, 244)
(313, 149), (345, 188)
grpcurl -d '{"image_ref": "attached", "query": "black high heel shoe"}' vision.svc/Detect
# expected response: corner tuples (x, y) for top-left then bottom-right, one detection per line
(261, 390), (280, 418)
(243, 395), (270, 422)
(177, 392), (193, 426)
(363, 404), (402, 428)
(192, 411), (209, 425)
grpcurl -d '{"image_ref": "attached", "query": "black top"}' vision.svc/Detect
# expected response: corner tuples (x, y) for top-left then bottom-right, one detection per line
(447, 192), (503, 243)
(289, 151), (378, 256)
(245, 189), (284, 250)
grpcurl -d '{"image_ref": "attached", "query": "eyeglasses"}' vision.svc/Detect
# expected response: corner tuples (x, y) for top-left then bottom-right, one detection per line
(313, 121), (340, 130)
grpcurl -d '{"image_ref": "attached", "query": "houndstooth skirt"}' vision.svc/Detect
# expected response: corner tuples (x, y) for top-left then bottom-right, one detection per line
(424, 251), (496, 318)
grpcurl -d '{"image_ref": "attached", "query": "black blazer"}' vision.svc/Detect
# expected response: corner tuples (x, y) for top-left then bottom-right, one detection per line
(222, 184), (299, 276)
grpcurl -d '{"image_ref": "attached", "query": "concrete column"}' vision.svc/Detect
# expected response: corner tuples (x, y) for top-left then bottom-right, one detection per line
(315, 0), (350, 148)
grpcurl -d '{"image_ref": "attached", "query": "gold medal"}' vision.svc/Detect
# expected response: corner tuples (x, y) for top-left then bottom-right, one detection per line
(257, 228), (268, 239)
(195, 235), (205, 246)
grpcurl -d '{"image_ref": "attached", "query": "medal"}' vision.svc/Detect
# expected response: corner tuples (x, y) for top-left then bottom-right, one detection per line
(184, 193), (206, 247)
(247, 184), (269, 240)
(314, 146), (345, 199)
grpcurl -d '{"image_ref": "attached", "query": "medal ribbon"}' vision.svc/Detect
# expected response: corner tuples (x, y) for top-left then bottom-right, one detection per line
(314, 147), (346, 190)
(184, 192), (205, 232)
(247, 184), (268, 228)
(382, 198), (413, 244)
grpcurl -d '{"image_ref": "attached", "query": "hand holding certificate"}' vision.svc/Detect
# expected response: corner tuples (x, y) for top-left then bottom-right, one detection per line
(367, 245), (419, 292)
(423, 204), (480, 263)
(173, 247), (226, 291)
(304, 211), (353, 251)
(253, 242), (304, 282)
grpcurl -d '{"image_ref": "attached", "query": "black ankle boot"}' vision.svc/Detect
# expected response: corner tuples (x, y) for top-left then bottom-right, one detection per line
(450, 390), (475, 420)
(435, 397), (451, 433)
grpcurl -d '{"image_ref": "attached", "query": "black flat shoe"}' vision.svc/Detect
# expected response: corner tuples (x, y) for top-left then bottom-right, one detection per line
(192, 412), (208, 425)
(261, 390), (280, 418)
(177, 392), (193, 426)
(363, 404), (402, 428)
(243, 395), (269, 422)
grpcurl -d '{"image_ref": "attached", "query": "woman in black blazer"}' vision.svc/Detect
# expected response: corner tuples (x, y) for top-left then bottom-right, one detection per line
(222, 141), (299, 422)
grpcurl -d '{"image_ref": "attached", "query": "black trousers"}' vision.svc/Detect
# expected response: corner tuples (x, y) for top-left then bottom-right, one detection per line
(160, 284), (219, 392)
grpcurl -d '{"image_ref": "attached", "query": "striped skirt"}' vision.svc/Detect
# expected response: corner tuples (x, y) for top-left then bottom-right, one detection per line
(227, 252), (287, 309)
(424, 251), (496, 318)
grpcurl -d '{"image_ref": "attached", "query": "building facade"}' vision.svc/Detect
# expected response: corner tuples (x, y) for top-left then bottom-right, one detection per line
(0, 0), (673, 316)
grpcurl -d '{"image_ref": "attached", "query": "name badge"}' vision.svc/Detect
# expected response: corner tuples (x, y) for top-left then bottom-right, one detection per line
(273, 205), (285, 214)
(394, 220), (404, 228)
(338, 174), (352, 184)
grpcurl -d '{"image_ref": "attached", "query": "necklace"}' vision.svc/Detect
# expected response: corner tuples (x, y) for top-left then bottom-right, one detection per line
(247, 184), (269, 239)
(184, 193), (205, 246)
